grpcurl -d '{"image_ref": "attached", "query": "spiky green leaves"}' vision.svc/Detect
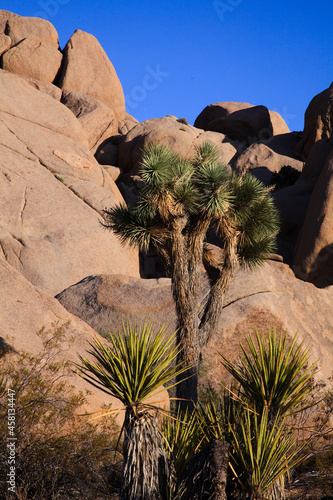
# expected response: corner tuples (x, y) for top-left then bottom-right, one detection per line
(193, 161), (232, 217)
(220, 328), (318, 420)
(228, 405), (306, 496)
(139, 142), (179, 190)
(184, 330), (316, 498)
(227, 173), (280, 268)
(103, 141), (279, 269)
(77, 322), (188, 409)
(103, 204), (156, 251)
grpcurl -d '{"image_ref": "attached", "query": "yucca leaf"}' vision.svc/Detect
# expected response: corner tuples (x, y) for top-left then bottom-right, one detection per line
(77, 322), (190, 409)
(139, 142), (179, 190)
(220, 328), (318, 420)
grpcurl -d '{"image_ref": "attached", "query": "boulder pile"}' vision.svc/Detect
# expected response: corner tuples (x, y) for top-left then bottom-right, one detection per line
(1, 9), (333, 409)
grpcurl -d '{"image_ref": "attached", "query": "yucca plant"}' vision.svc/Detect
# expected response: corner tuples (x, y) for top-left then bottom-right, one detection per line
(77, 322), (189, 500)
(220, 328), (318, 422)
(104, 142), (280, 405)
(228, 406), (307, 500)
(218, 329), (318, 499)
(162, 406), (202, 480)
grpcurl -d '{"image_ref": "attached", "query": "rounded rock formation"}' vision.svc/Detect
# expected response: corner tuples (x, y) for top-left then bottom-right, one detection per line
(57, 30), (125, 120)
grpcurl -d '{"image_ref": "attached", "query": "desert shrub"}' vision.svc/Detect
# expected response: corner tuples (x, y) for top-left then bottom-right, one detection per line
(286, 383), (333, 499)
(0, 324), (121, 500)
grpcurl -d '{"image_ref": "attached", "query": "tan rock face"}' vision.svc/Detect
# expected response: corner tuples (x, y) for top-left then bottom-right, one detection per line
(0, 70), (139, 296)
(233, 136), (304, 181)
(293, 149), (333, 287)
(118, 118), (138, 136)
(194, 102), (290, 143)
(295, 84), (333, 160)
(56, 261), (333, 388)
(118, 116), (238, 174)
(12, 72), (63, 100)
(0, 257), (124, 418)
(202, 261), (333, 388)
(2, 34), (62, 83)
(61, 89), (118, 153)
(0, 10), (19, 34)
(0, 69), (87, 146)
(57, 30), (125, 120)
(5, 14), (60, 46)
(56, 274), (176, 334)
(0, 33), (11, 55)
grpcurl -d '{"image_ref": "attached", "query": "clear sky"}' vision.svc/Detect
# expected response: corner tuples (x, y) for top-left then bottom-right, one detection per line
(2, 0), (333, 131)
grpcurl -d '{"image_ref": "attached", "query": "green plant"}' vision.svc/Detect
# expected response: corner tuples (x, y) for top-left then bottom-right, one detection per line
(103, 142), (280, 405)
(220, 328), (318, 421)
(170, 330), (318, 499)
(162, 406), (202, 479)
(220, 329), (318, 499)
(69, 187), (82, 198)
(54, 174), (64, 183)
(77, 321), (188, 500)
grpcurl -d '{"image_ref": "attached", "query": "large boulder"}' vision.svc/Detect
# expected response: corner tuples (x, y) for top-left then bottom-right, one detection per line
(4, 13), (60, 46)
(0, 70), (139, 296)
(194, 102), (290, 144)
(232, 133), (304, 184)
(299, 139), (333, 180)
(57, 30), (125, 120)
(118, 116), (238, 174)
(294, 84), (333, 160)
(271, 138), (332, 265)
(56, 274), (176, 334)
(202, 261), (333, 389)
(293, 148), (333, 287)
(2, 34), (62, 83)
(0, 69), (87, 146)
(61, 89), (118, 153)
(56, 261), (333, 388)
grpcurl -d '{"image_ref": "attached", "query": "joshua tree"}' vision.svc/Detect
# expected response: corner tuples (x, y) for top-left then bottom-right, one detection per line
(77, 322), (186, 500)
(104, 142), (279, 405)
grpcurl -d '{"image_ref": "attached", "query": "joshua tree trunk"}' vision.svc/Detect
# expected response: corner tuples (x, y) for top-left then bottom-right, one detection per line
(178, 439), (229, 499)
(264, 476), (284, 500)
(121, 407), (172, 500)
(173, 221), (239, 409)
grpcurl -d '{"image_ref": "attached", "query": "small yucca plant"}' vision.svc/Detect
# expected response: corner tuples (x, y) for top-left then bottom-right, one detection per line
(219, 329), (318, 499)
(220, 328), (318, 421)
(77, 322), (189, 500)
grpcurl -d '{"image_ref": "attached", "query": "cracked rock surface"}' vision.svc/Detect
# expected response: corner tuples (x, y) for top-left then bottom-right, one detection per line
(0, 70), (139, 296)
(56, 260), (333, 389)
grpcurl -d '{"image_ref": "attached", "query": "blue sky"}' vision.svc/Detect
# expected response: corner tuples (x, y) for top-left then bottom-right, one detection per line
(3, 0), (333, 131)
